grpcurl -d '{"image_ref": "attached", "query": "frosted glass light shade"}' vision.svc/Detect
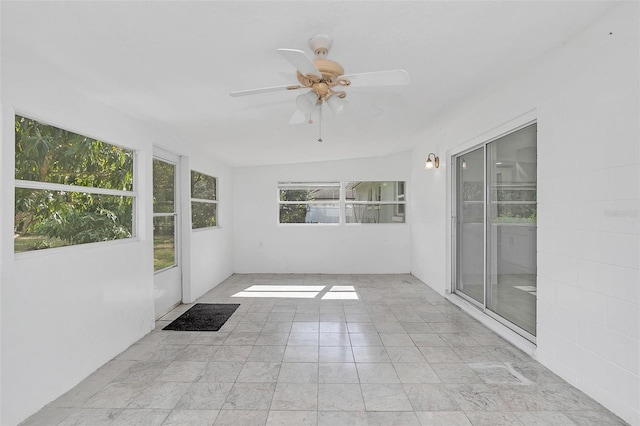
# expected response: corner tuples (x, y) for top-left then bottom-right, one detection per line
(327, 95), (345, 115)
(296, 91), (318, 114)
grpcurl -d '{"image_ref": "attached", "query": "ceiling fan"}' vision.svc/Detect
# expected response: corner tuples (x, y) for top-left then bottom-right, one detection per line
(230, 34), (410, 138)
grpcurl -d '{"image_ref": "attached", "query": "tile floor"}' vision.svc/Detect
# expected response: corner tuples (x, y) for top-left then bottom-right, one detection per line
(22, 274), (628, 425)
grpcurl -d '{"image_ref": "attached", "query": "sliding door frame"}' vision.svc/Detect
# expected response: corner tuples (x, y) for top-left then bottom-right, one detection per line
(448, 113), (537, 343)
(451, 145), (487, 310)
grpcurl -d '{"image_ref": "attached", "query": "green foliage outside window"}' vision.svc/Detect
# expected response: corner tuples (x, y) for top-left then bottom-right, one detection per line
(153, 159), (175, 214)
(14, 115), (134, 252)
(190, 170), (217, 229)
(191, 202), (217, 229)
(191, 171), (216, 200)
(494, 186), (537, 223)
(279, 189), (309, 224)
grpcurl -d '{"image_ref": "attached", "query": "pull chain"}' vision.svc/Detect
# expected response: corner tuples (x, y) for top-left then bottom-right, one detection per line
(318, 102), (323, 142)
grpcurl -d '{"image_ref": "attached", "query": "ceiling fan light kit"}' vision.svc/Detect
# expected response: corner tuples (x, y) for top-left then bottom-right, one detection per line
(230, 34), (410, 140)
(286, 36), (351, 118)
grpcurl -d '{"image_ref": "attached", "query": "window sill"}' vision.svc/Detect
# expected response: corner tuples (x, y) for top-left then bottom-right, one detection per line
(14, 237), (140, 260)
(277, 223), (341, 227)
(276, 222), (409, 226)
(192, 226), (221, 232)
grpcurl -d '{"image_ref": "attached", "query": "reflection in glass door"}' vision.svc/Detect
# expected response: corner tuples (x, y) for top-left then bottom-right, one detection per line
(486, 124), (537, 336)
(453, 123), (537, 339)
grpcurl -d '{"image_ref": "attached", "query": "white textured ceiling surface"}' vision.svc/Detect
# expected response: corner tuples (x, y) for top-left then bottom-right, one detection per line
(2, 1), (616, 166)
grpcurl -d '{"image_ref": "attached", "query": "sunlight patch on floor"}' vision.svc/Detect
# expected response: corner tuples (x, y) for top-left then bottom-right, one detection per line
(231, 284), (359, 299)
(321, 285), (359, 300)
(232, 291), (320, 298)
(244, 285), (326, 292)
(232, 285), (325, 298)
(321, 292), (359, 300)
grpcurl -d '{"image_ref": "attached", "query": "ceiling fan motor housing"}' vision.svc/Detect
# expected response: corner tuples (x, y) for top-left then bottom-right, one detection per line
(296, 58), (348, 100)
(297, 59), (344, 84)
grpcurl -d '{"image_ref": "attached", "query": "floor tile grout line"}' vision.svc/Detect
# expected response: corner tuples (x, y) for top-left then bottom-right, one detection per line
(22, 274), (629, 426)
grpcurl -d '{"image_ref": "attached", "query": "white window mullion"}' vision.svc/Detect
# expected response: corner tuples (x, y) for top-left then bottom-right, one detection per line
(15, 180), (135, 198)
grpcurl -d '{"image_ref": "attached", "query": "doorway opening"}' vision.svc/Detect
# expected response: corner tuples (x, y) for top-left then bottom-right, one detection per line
(153, 149), (183, 319)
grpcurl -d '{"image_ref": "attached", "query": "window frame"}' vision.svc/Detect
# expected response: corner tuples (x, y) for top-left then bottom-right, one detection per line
(396, 181), (406, 217)
(344, 181), (407, 224)
(277, 181), (342, 225)
(13, 113), (138, 256)
(277, 181), (408, 225)
(190, 170), (218, 230)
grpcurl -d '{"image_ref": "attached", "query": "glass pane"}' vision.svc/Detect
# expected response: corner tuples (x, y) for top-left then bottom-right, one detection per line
(153, 159), (175, 213)
(191, 171), (216, 200)
(346, 204), (405, 223)
(345, 181), (405, 202)
(15, 115), (133, 191)
(192, 202), (216, 229)
(14, 188), (133, 253)
(279, 203), (339, 224)
(456, 147), (485, 304)
(279, 182), (340, 202)
(154, 216), (175, 271)
(487, 124), (537, 336)
(397, 182), (405, 198)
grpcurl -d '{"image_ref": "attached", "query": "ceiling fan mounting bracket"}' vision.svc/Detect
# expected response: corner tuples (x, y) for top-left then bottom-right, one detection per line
(308, 34), (332, 57)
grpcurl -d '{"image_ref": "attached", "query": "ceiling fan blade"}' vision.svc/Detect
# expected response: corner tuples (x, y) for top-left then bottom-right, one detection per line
(343, 93), (383, 118)
(341, 69), (410, 88)
(230, 84), (301, 97)
(277, 48), (322, 79)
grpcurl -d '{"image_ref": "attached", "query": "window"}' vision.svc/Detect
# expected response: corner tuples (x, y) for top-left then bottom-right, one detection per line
(191, 170), (217, 229)
(278, 182), (340, 224)
(14, 115), (135, 253)
(277, 181), (406, 224)
(345, 181), (406, 223)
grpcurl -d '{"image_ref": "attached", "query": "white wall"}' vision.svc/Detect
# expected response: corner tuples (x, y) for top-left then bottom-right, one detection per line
(1, 49), (233, 426)
(410, 4), (639, 424)
(1, 81), (154, 425)
(186, 156), (234, 303)
(233, 153), (411, 274)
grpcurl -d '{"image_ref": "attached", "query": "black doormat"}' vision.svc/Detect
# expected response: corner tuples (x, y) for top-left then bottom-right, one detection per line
(163, 303), (240, 331)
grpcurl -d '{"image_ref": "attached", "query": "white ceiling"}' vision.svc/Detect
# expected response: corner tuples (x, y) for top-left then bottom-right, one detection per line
(2, 1), (617, 167)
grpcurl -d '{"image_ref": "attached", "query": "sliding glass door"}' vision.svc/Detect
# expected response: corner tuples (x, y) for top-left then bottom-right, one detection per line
(486, 124), (537, 335)
(455, 147), (485, 305)
(453, 123), (537, 339)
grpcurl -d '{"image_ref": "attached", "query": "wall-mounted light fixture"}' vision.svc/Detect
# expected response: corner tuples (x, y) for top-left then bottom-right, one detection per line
(425, 153), (439, 169)
(462, 159), (467, 170)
